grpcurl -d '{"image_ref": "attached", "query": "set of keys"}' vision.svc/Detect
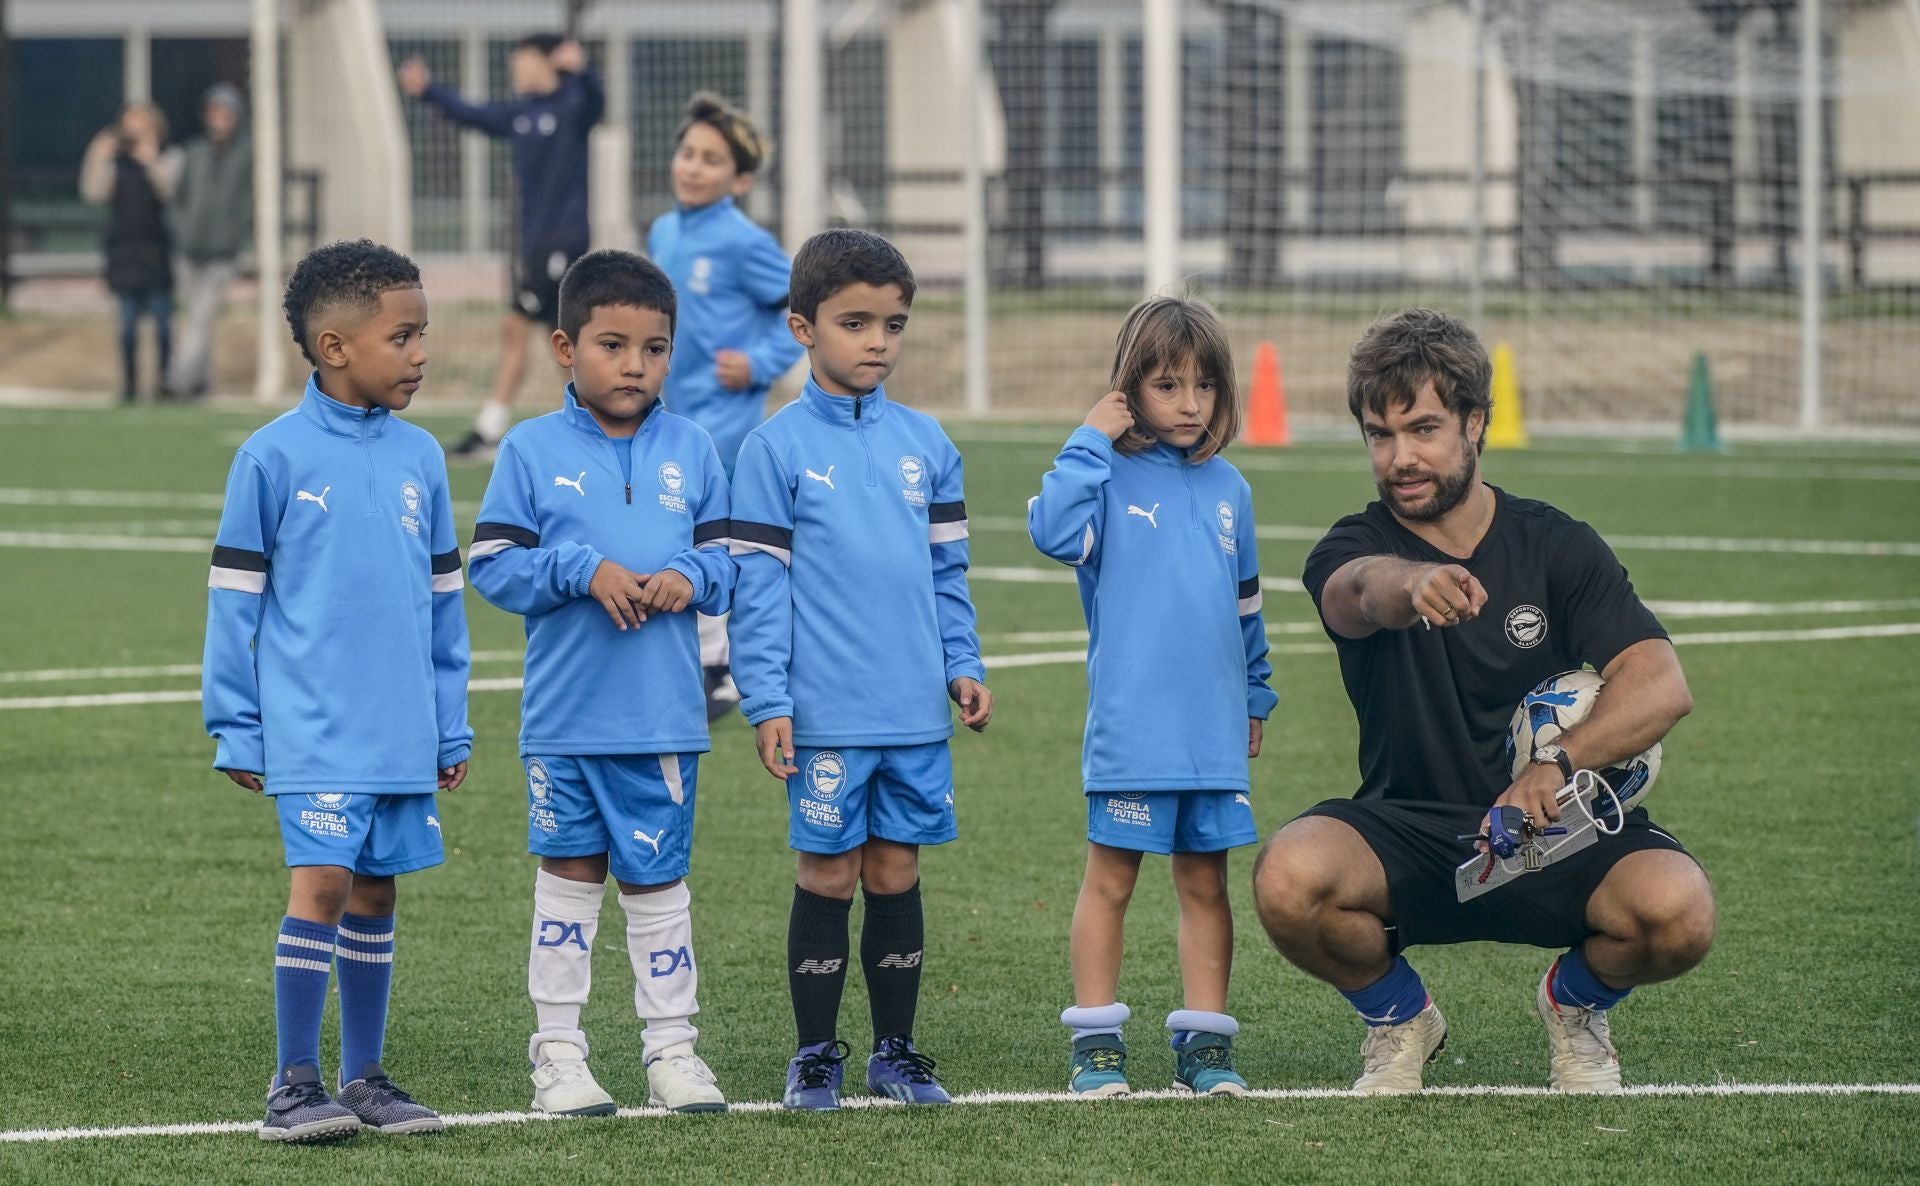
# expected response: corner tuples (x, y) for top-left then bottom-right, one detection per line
(1453, 801), (1598, 901)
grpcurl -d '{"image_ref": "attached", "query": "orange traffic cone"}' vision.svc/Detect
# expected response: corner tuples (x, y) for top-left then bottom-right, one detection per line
(1245, 341), (1291, 446)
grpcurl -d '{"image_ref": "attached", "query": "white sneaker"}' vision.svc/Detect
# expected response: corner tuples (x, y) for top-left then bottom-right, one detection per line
(530, 1041), (616, 1117)
(647, 1043), (728, 1113)
(1352, 1000), (1447, 1095)
(1536, 966), (1623, 1093)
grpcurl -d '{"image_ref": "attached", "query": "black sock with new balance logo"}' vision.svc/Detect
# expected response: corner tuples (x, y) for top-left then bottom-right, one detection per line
(789, 886), (853, 1046)
(861, 881), (925, 1044)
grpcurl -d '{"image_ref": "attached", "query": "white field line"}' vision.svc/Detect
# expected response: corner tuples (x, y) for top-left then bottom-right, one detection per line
(0, 651), (527, 687)
(6, 507), (1919, 561)
(5, 623), (1919, 711)
(1224, 453), (1920, 483)
(4, 1081), (1918, 1144)
(969, 516), (1920, 559)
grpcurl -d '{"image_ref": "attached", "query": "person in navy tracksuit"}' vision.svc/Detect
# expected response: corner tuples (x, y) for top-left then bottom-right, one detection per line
(728, 229), (990, 1110)
(398, 35), (604, 459)
(204, 239), (470, 1142)
(1027, 296), (1276, 1099)
(468, 251), (734, 1117)
(647, 92), (804, 716)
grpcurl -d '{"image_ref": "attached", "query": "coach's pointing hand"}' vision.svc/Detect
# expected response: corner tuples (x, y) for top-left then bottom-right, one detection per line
(1410, 564), (1487, 629)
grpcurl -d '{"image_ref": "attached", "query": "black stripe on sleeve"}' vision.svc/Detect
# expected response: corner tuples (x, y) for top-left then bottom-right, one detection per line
(211, 545), (268, 571)
(1238, 575), (1261, 599)
(693, 518), (732, 546)
(432, 549), (463, 575)
(928, 500), (968, 524)
(473, 521), (540, 548)
(731, 520), (794, 550)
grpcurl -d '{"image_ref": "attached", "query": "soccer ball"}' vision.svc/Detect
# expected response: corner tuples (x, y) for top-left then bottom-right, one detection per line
(1507, 669), (1661, 816)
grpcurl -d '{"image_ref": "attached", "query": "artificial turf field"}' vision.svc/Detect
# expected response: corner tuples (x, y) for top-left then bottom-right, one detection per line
(1, 401), (1916, 1183)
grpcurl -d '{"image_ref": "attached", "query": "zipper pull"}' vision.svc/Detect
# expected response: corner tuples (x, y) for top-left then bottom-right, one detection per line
(625, 484), (632, 505)
(854, 396), (863, 421)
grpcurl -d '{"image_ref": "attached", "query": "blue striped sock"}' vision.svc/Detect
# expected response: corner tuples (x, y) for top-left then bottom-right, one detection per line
(335, 912), (395, 1082)
(1340, 956), (1429, 1027)
(274, 916), (336, 1085)
(1550, 948), (1632, 1011)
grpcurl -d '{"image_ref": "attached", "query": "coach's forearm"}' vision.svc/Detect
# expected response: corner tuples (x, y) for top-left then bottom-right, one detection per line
(1347, 557), (1432, 631)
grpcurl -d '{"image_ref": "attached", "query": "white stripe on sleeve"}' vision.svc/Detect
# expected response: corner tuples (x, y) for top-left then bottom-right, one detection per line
(208, 567), (266, 593)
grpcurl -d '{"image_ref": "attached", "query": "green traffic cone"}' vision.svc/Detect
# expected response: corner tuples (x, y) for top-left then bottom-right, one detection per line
(1678, 352), (1725, 453)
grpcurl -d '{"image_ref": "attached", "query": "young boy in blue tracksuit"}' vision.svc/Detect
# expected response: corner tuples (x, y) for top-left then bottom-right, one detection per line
(203, 239), (471, 1143)
(647, 92), (804, 716)
(468, 251), (734, 1116)
(728, 228), (992, 1110)
(1027, 296), (1277, 1098)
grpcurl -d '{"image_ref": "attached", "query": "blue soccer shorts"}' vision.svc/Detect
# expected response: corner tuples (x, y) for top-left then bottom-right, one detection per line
(525, 754), (698, 885)
(1086, 789), (1258, 856)
(788, 743), (956, 855)
(275, 792), (445, 875)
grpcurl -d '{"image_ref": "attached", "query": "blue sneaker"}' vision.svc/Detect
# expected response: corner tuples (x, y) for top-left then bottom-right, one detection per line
(1069, 1034), (1130, 1097)
(783, 1040), (850, 1111)
(1172, 1030), (1248, 1096)
(866, 1036), (951, 1104)
(258, 1064), (361, 1144)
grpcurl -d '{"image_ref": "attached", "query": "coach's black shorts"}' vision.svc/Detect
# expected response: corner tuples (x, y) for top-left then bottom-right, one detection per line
(1301, 798), (1693, 953)
(511, 245), (584, 328)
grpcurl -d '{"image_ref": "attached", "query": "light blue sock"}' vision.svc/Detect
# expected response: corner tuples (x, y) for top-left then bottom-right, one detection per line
(274, 916), (336, 1086)
(1061, 1002), (1130, 1041)
(335, 912), (395, 1082)
(1550, 948), (1632, 1012)
(1166, 1009), (1238, 1049)
(1340, 956), (1428, 1027)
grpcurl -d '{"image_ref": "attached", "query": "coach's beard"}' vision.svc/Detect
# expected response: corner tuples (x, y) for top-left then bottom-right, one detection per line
(1379, 440), (1478, 522)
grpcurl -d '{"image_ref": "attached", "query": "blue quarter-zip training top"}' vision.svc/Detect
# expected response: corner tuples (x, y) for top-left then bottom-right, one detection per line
(647, 195), (804, 474)
(202, 375), (473, 794)
(1028, 426), (1276, 793)
(468, 387), (734, 756)
(728, 376), (984, 747)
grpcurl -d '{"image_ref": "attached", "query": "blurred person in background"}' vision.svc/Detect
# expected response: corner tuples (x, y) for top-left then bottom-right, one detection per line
(167, 83), (254, 401)
(399, 35), (603, 461)
(81, 102), (181, 404)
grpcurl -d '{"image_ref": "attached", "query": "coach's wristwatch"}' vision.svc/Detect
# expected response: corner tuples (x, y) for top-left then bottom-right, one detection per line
(1531, 744), (1576, 781)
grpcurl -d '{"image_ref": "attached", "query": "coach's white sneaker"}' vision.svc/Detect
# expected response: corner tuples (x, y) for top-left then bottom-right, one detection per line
(1536, 968), (1623, 1093)
(647, 1043), (727, 1113)
(530, 1042), (617, 1117)
(1352, 1001), (1447, 1095)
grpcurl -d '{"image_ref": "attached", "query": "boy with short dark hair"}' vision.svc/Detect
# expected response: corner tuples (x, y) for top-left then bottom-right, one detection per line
(729, 228), (992, 1110)
(203, 238), (471, 1143)
(469, 249), (734, 1115)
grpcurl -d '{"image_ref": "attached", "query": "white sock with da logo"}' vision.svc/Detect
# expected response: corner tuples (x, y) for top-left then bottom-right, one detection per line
(528, 868), (604, 1062)
(621, 881), (700, 1061)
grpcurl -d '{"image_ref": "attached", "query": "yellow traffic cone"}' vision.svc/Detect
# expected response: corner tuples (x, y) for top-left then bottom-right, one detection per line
(1486, 342), (1528, 449)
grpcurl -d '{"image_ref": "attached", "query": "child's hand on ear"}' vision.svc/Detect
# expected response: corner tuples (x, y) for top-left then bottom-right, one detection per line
(1085, 390), (1134, 441)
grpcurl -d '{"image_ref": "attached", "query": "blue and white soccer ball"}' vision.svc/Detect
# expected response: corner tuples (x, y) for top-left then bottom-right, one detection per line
(1507, 669), (1661, 815)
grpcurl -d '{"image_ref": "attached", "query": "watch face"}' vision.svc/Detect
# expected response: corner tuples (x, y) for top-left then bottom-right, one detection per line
(1533, 745), (1562, 762)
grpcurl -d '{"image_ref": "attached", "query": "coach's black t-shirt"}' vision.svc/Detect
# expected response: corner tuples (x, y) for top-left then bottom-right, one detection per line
(1302, 486), (1667, 806)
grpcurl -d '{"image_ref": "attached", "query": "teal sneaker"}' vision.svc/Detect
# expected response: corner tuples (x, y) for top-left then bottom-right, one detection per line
(1172, 1030), (1248, 1096)
(1069, 1034), (1130, 1098)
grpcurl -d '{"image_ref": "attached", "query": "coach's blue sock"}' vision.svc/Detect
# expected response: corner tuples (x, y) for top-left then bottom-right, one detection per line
(273, 916), (336, 1086)
(1550, 948), (1632, 1012)
(1340, 956), (1428, 1027)
(334, 912), (396, 1081)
